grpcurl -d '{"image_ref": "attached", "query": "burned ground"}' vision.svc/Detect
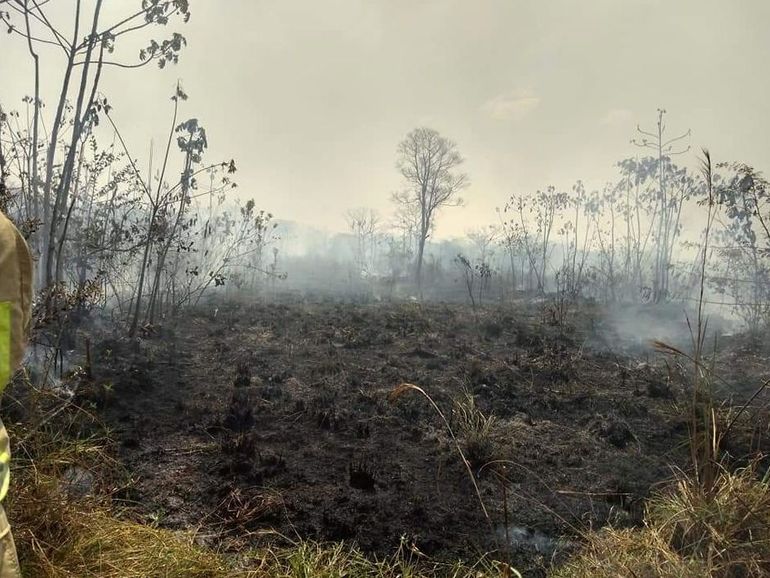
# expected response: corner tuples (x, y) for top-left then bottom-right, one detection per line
(74, 300), (767, 576)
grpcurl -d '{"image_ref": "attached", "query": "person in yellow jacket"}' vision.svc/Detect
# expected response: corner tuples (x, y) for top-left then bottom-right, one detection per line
(0, 210), (33, 577)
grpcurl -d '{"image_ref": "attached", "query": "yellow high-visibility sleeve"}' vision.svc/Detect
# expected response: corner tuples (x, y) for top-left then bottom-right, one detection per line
(0, 211), (34, 505)
(0, 303), (9, 395)
(0, 212), (32, 390)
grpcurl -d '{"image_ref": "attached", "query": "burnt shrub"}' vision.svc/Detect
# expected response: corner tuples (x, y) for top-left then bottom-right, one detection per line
(349, 461), (376, 492)
(588, 414), (636, 449)
(223, 386), (261, 432)
(646, 378), (674, 399)
(481, 320), (503, 340)
(234, 361), (251, 388)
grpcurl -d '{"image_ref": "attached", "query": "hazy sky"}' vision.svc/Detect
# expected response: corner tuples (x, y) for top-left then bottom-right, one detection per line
(3, 0), (769, 238)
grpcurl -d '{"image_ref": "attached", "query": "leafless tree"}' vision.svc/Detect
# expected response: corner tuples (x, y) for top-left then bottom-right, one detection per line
(394, 127), (468, 293)
(467, 225), (498, 263)
(345, 207), (380, 276)
(0, 0), (191, 290)
(632, 109), (691, 301)
(506, 187), (568, 295)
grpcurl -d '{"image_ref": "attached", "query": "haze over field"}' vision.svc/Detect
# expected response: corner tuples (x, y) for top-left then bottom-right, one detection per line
(4, 0), (769, 238)
(4, 3), (770, 577)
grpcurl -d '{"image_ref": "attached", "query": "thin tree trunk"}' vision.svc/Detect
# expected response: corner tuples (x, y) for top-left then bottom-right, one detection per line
(23, 1), (41, 225)
(416, 230), (426, 296)
(41, 2), (81, 288)
(46, 0), (104, 287)
(129, 98), (178, 338)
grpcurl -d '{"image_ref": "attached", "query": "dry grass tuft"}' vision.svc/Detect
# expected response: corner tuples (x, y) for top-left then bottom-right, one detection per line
(650, 339), (687, 357)
(16, 496), (233, 578)
(250, 540), (515, 577)
(7, 393), (515, 578)
(453, 391), (497, 441)
(553, 465), (770, 578)
(8, 424), (233, 578)
(389, 382), (493, 525)
(453, 391), (499, 469)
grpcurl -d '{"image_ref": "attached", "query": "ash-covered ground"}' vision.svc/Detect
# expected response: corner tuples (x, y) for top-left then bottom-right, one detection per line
(65, 300), (768, 576)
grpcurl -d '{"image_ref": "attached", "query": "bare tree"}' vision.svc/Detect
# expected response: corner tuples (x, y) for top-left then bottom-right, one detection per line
(467, 225), (498, 264)
(617, 156), (659, 299)
(632, 109), (691, 301)
(394, 127), (468, 293)
(0, 0), (192, 290)
(496, 207), (526, 292)
(506, 187), (568, 295)
(708, 163), (770, 334)
(345, 207), (380, 276)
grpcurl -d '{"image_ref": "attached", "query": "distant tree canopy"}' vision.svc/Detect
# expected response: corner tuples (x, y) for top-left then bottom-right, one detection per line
(393, 127), (468, 292)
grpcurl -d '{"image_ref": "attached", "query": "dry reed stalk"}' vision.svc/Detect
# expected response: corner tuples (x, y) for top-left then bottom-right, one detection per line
(389, 383), (493, 532)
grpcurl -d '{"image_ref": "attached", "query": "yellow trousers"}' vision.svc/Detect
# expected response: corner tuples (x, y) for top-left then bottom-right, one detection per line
(0, 504), (19, 577)
(0, 420), (18, 577)
(0, 210), (33, 578)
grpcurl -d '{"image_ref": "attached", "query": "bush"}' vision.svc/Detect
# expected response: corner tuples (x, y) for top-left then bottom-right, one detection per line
(553, 466), (770, 578)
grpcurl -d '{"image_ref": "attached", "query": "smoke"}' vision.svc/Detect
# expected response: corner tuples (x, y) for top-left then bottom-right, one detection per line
(600, 302), (736, 356)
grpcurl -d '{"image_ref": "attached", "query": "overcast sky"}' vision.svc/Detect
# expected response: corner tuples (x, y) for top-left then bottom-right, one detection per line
(3, 0), (769, 238)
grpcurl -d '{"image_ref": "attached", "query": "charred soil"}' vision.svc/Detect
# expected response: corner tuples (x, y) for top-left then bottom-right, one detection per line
(79, 301), (766, 575)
